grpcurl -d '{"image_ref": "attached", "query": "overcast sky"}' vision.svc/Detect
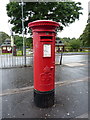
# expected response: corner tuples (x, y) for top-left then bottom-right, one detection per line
(0, 0), (90, 38)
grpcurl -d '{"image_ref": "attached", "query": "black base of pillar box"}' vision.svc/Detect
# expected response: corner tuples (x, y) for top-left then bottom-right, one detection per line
(34, 89), (54, 108)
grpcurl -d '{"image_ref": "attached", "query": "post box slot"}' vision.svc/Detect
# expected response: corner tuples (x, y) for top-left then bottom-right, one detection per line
(41, 36), (52, 39)
(40, 36), (52, 41)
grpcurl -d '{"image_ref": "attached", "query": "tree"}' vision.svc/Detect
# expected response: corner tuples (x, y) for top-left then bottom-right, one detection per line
(14, 35), (32, 49)
(26, 37), (33, 48)
(79, 22), (90, 47)
(61, 37), (81, 51)
(0, 32), (10, 45)
(62, 37), (71, 43)
(6, 2), (82, 34)
(14, 35), (23, 49)
(69, 38), (81, 51)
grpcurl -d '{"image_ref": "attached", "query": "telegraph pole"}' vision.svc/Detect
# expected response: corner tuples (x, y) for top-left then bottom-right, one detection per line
(21, 0), (26, 67)
(11, 30), (14, 55)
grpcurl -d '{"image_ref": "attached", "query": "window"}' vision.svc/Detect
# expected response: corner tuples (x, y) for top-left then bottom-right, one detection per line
(3, 47), (6, 50)
(7, 47), (11, 51)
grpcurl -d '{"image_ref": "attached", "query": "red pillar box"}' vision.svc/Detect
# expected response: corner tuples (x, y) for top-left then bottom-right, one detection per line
(28, 20), (60, 108)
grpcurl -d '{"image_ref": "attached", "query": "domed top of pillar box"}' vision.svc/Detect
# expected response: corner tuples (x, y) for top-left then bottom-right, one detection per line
(28, 20), (60, 32)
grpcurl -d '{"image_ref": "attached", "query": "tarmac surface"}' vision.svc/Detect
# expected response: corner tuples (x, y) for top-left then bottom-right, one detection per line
(0, 55), (89, 119)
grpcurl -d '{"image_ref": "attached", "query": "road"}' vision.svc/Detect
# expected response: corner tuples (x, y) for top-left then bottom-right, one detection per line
(56, 54), (88, 64)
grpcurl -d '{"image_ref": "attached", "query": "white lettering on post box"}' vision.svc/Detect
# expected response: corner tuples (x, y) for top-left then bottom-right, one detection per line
(43, 44), (51, 57)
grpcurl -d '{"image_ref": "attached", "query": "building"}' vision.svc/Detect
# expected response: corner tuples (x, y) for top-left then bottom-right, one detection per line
(55, 39), (65, 53)
(1, 39), (16, 55)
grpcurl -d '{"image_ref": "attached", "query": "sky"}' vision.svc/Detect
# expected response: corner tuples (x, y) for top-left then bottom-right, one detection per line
(0, 0), (90, 38)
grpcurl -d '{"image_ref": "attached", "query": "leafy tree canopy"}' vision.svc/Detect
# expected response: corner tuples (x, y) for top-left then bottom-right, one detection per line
(57, 37), (81, 51)
(69, 38), (81, 50)
(14, 35), (23, 48)
(0, 32), (10, 45)
(26, 37), (33, 48)
(79, 22), (90, 47)
(6, 2), (82, 34)
(14, 35), (32, 48)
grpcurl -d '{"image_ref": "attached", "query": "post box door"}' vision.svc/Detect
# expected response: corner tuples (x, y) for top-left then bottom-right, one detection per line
(38, 37), (55, 91)
(33, 32), (56, 92)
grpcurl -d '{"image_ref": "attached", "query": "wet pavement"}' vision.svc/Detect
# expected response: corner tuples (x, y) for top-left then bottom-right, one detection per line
(1, 67), (33, 91)
(0, 55), (89, 119)
(1, 81), (88, 118)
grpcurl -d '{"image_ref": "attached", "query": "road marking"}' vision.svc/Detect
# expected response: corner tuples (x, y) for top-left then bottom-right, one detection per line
(64, 63), (87, 67)
(76, 113), (88, 118)
(56, 77), (88, 86)
(0, 77), (88, 97)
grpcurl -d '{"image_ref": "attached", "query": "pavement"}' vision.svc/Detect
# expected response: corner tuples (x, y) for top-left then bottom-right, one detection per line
(0, 55), (89, 119)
